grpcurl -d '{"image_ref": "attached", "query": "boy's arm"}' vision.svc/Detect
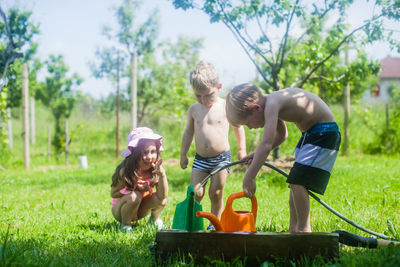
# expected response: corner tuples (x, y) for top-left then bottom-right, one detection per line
(180, 107), (195, 169)
(243, 100), (280, 197)
(232, 125), (247, 160)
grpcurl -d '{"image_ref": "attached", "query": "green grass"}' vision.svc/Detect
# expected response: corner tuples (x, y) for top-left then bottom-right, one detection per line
(1, 101), (400, 266)
(1, 154), (400, 266)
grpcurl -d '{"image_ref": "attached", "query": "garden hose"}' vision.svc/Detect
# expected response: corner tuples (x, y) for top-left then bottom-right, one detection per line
(206, 159), (396, 241)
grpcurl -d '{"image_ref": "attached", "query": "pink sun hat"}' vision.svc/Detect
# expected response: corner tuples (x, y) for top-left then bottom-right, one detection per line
(120, 127), (164, 158)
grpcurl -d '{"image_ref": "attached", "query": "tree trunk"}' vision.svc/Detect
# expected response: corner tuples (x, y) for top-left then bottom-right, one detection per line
(116, 51), (120, 158)
(343, 49), (350, 155)
(47, 124), (51, 158)
(273, 146), (281, 160)
(385, 103), (390, 151)
(6, 107), (12, 148)
(130, 51), (137, 129)
(65, 119), (69, 166)
(30, 97), (36, 144)
(22, 63), (30, 169)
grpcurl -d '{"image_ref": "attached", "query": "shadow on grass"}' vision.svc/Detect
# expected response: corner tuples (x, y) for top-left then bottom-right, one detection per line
(0, 236), (156, 266)
(81, 221), (120, 234)
(81, 219), (151, 235)
(2, 225), (399, 266)
(1, 223), (159, 266)
(339, 245), (400, 266)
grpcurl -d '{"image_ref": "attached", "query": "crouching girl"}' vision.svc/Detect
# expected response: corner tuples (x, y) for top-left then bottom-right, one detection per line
(111, 127), (168, 232)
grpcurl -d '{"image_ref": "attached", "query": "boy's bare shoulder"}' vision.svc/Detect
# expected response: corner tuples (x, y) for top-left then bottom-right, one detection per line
(188, 102), (201, 112)
(269, 88), (320, 104)
(271, 87), (335, 130)
(272, 87), (306, 97)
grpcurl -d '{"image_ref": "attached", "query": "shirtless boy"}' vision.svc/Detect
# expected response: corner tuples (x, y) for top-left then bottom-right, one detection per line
(226, 83), (341, 233)
(180, 61), (246, 226)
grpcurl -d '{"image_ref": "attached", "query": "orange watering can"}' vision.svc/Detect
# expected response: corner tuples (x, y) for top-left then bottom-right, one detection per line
(196, 192), (257, 232)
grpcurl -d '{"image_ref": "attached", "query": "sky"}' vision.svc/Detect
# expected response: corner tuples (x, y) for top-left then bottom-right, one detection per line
(2, 0), (400, 99)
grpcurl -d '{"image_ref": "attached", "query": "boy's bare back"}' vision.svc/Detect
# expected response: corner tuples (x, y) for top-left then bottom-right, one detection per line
(266, 88), (335, 132)
(189, 97), (230, 157)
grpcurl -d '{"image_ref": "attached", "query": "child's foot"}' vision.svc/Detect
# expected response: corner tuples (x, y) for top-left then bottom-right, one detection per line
(207, 225), (215, 231)
(120, 225), (133, 233)
(154, 219), (165, 230)
(148, 216), (165, 230)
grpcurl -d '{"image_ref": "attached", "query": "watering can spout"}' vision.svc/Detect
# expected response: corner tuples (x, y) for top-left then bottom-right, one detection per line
(196, 192), (257, 232)
(196, 211), (223, 231)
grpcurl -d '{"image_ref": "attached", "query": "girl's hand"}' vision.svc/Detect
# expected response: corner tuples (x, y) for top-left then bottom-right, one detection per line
(152, 159), (166, 182)
(136, 179), (150, 192)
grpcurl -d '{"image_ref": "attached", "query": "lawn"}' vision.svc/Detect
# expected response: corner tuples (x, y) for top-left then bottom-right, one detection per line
(1, 102), (400, 266)
(1, 152), (400, 266)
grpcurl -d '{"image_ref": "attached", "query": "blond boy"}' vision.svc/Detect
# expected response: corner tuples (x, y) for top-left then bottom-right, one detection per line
(180, 61), (246, 224)
(226, 83), (341, 233)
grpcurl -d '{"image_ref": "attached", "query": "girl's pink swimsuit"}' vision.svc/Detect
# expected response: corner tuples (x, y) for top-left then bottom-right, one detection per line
(111, 179), (154, 208)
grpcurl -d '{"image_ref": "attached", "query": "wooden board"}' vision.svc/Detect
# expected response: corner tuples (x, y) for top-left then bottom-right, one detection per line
(155, 230), (339, 265)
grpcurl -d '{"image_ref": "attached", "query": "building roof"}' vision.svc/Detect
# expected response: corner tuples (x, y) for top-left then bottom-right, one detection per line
(379, 56), (400, 78)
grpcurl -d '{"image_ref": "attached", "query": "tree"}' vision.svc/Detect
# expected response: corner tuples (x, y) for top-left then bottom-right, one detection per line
(36, 55), (83, 164)
(135, 37), (203, 123)
(94, 36), (203, 125)
(269, 34), (381, 104)
(0, 6), (39, 145)
(91, 0), (159, 129)
(173, 0), (399, 92)
(173, 0), (399, 157)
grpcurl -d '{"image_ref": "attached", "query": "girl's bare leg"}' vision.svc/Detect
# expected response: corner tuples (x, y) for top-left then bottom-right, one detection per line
(137, 172), (168, 221)
(137, 193), (166, 220)
(112, 191), (143, 226)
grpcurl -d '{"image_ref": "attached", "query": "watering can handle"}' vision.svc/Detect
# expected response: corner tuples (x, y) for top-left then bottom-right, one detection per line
(225, 192), (257, 222)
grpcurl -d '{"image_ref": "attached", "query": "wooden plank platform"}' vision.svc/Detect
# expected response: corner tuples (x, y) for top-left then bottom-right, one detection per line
(155, 230), (339, 265)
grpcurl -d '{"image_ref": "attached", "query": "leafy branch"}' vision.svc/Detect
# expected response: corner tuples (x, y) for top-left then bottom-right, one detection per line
(0, 6), (23, 90)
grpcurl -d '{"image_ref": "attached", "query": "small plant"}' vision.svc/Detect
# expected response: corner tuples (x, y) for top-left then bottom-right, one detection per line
(0, 227), (26, 266)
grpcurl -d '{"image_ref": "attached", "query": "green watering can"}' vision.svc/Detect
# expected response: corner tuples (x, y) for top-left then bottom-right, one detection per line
(172, 185), (204, 231)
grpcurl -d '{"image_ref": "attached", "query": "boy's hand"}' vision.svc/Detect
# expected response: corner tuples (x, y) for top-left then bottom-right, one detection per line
(180, 156), (188, 169)
(241, 152), (255, 165)
(237, 149), (247, 161)
(243, 175), (256, 198)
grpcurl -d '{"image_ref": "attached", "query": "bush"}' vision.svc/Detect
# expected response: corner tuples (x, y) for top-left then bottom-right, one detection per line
(356, 101), (400, 155)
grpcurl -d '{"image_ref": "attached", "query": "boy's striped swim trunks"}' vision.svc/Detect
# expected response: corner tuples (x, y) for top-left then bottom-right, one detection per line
(287, 122), (341, 195)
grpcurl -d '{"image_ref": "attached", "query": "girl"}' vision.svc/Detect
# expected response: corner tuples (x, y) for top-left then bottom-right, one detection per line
(111, 127), (168, 233)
